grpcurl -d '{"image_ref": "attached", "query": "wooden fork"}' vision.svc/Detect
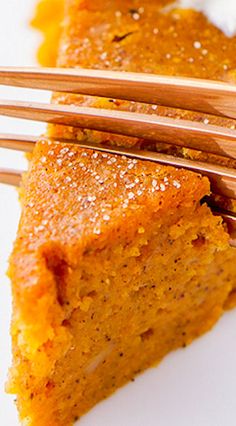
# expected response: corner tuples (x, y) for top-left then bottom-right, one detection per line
(0, 67), (235, 246)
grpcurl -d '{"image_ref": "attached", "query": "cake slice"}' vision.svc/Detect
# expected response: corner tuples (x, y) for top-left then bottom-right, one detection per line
(8, 139), (236, 426)
(7, 1), (236, 425)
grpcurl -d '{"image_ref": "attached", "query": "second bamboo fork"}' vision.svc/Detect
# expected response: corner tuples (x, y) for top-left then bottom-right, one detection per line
(0, 67), (235, 244)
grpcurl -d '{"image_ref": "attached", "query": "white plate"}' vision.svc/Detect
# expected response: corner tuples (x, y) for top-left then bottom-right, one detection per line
(0, 1), (236, 425)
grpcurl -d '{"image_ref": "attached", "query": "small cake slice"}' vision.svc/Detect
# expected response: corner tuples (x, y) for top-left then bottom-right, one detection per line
(8, 139), (235, 426)
(8, 1), (236, 425)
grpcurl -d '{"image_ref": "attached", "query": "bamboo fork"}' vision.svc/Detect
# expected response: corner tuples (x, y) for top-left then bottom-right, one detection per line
(0, 68), (236, 159)
(0, 67), (236, 119)
(0, 67), (235, 245)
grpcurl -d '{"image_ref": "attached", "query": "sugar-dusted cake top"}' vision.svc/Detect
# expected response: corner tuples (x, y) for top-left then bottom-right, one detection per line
(17, 138), (209, 254)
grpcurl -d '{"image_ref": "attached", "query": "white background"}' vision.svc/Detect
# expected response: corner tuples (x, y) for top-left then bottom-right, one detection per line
(0, 1), (236, 425)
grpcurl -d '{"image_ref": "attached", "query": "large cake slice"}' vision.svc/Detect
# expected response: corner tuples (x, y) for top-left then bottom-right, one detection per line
(7, 1), (236, 425)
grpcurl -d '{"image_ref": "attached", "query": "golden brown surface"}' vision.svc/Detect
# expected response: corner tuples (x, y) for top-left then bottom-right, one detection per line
(8, 1), (236, 425)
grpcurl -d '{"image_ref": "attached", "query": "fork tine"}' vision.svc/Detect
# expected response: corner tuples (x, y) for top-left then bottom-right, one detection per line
(0, 67), (236, 120)
(0, 100), (236, 160)
(0, 168), (22, 186)
(0, 133), (36, 152)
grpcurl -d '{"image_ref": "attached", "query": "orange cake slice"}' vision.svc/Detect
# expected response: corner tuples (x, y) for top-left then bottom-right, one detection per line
(7, 1), (236, 425)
